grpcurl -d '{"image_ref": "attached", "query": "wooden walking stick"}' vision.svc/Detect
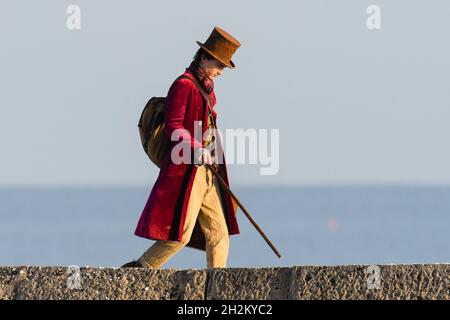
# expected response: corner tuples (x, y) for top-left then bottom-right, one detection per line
(205, 164), (282, 259)
(189, 72), (281, 258)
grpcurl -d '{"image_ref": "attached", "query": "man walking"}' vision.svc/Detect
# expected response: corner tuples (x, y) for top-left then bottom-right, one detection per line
(122, 26), (241, 269)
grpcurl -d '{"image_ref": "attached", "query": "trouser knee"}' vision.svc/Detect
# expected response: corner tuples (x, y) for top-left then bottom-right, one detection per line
(179, 235), (192, 247)
(206, 232), (229, 248)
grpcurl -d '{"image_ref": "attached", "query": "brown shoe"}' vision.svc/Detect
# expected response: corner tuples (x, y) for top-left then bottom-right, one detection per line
(120, 260), (142, 268)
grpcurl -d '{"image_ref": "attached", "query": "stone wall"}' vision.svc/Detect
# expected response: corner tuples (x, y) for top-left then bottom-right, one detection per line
(0, 264), (448, 300)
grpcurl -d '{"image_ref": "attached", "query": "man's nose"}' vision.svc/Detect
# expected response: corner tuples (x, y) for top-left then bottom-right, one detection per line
(217, 69), (223, 75)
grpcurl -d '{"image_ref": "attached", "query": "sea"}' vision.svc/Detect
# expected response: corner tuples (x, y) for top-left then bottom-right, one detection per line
(1, 185), (449, 269)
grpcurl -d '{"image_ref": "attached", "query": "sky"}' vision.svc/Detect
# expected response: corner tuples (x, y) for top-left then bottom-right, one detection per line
(1, 0), (449, 187)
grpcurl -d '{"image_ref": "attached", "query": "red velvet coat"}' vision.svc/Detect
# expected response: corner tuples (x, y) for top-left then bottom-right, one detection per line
(134, 70), (240, 251)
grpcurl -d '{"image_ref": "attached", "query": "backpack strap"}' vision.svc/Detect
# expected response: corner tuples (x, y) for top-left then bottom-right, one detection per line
(177, 74), (217, 130)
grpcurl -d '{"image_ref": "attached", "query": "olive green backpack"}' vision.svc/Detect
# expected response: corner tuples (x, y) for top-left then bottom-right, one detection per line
(138, 74), (214, 168)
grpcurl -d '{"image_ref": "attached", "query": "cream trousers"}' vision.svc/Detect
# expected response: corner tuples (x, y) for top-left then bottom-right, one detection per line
(138, 165), (230, 269)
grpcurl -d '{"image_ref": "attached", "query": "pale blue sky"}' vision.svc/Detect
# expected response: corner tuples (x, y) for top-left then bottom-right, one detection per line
(1, 0), (449, 187)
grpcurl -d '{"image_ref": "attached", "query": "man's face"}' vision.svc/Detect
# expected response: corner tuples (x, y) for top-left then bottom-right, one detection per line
(200, 56), (227, 80)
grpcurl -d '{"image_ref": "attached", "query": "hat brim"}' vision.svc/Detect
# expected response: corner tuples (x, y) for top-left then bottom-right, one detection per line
(196, 41), (236, 69)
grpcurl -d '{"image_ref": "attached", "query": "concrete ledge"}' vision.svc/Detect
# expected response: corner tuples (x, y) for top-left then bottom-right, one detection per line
(0, 264), (448, 300)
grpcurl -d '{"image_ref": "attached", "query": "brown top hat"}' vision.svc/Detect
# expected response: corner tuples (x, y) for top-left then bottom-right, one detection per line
(196, 26), (241, 69)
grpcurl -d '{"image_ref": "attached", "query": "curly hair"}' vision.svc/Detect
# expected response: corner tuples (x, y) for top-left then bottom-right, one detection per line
(192, 48), (214, 64)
